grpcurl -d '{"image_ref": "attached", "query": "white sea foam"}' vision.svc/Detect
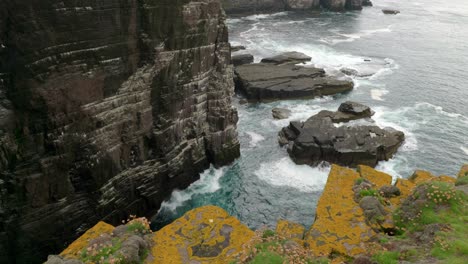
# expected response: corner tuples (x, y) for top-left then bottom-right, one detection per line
(461, 146), (468, 155)
(244, 12), (288, 21)
(370, 89), (389, 101)
(246, 131), (265, 147)
(158, 167), (226, 212)
(372, 106), (419, 152)
(322, 26), (392, 45)
(254, 158), (330, 192)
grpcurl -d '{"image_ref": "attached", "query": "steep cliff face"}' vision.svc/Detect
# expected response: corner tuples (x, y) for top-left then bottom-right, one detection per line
(0, 0), (239, 262)
(222, 0), (368, 15)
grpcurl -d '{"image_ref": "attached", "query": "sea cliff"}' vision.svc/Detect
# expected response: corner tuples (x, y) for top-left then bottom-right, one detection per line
(0, 1), (239, 262)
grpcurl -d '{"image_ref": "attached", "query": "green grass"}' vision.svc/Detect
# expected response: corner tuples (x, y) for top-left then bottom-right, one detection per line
(355, 178), (365, 185)
(127, 221), (147, 233)
(80, 238), (123, 263)
(393, 182), (467, 263)
(359, 189), (378, 197)
(249, 251), (284, 264)
(262, 229), (276, 239)
(455, 175), (468, 186)
(371, 251), (399, 264)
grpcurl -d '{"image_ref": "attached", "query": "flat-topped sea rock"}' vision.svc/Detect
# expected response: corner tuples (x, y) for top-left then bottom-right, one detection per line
(260, 51), (312, 65)
(383, 9), (400, 15)
(231, 54), (254, 66)
(279, 103), (404, 167)
(235, 63), (354, 102)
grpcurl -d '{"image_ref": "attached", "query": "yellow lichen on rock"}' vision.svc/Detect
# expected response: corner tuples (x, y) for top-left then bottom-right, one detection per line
(457, 164), (468, 178)
(276, 220), (305, 242)
(410, 170), (436, 184)
(391, 178), (415, 206)
(150, 205), (254, 264)
(305, 165), (375, 257)
(60, 221), (115, 259)
(357, 165), (392, 188)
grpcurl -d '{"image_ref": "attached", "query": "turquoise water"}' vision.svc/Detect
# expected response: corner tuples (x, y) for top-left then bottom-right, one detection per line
(153, 0), (468, 230)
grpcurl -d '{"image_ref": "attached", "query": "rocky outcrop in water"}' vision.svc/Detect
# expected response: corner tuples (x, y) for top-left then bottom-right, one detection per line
(0, 0), (239, 262)
(221, 0), (372, 15)
(234, 53), (354, 101)
(279, 102), (405, 167)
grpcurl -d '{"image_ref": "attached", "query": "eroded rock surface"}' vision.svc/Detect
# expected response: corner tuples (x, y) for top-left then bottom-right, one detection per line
(260, 51), (312, 65)
(235, 63), (353, 102)
(151, 205), (254, 263)
(279, 103), (404, 167)
(0, 0), (239, 262)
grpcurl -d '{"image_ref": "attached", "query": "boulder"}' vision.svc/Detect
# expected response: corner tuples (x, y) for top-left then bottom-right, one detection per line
(231, 45), (246, 52)
(382, 9), (400, 15)
(272, 108), (292, 119)
(231, 54), (254, 66)
(362, 0), (373, 7)
(279, 103), (405, 167)
(260, 51), (312, 65)
(235, 63), (354, 102)
(312, 101), (374, 123)
(341, 67), (359, 76)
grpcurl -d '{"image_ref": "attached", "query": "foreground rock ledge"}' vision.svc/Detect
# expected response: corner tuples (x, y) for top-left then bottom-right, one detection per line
(49, 164), (465, 263)
(279, 102), (405, 167)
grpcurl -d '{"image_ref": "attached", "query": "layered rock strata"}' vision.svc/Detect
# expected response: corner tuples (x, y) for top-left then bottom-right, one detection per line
(279, 102), (405, 167)
(0, 0), (239, 262)
(221, 0), (373, 15)
(234, 53), (354, 102)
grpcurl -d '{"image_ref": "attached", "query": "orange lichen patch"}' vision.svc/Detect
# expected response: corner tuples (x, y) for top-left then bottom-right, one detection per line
(150, 205), (254, 264)
(305, 165), (375, 257)
(409, 170), (435, 184)
(357, 165), (392, 188)
(435, 175), (456, 184)
(457, 164), (468, 178)
(276, 220), (305, 242)
(60, 221), (114, 259)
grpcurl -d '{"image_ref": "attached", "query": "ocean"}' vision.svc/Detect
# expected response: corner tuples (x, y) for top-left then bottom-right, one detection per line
(153, 0), (468, 230)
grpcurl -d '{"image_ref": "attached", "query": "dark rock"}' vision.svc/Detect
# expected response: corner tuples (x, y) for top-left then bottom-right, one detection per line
(279, 104), (405, 167)
(382, 9), (400, 15)
(261, 51), (312, 65)
(235, 63), (353, 102)
(231, 45), (246, 52)
(359, 196), (386, 225)
(0, 0), (240, 262)
(353, 255), (377, 264)
(379, 185), (401, 198)
(232, 54), (254, 66)
(362, 0), (373, 7)
(338, 101), (374, 117)
(346, 0), (364, 10)
(44, 256), (83, 264)
(314, 101), (374, 123)
(341, 67), (359, 76)
(222, 0), (369, 15)
(414, 223), (449, 243)
(116, 235), (150, 263)
(272, 108), (292, 119)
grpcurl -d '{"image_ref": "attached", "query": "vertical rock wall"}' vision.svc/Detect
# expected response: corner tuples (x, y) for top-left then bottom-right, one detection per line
(222, 0), (369, 15)
(0, 0), (239, 263)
